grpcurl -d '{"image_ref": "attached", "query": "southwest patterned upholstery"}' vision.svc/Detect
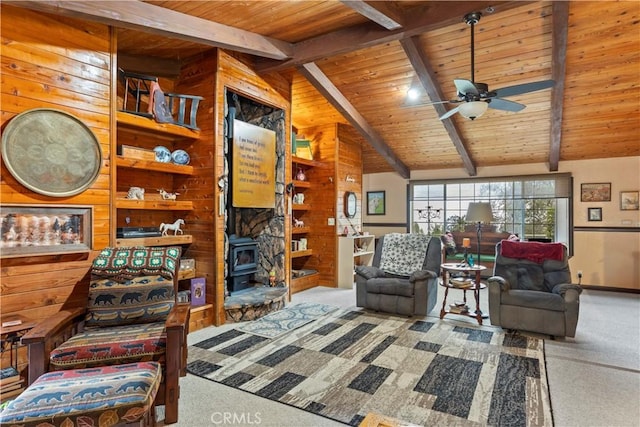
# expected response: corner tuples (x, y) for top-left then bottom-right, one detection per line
(21, 246), (189, 424)
(49, 323), (167, 371)
(0, 362), (160, 427)
(86, 275), (175, 327)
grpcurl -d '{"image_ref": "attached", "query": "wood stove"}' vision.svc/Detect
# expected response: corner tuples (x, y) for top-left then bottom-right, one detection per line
(228, 235), (259, 293)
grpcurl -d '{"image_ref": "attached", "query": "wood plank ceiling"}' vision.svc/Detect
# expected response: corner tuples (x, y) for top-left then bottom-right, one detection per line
(14, 1), (639, 177)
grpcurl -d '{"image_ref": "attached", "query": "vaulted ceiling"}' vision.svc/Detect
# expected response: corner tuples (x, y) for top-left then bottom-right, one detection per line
(13, 1), (639, 177)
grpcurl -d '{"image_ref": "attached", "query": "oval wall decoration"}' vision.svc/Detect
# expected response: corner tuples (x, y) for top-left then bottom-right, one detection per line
(1, 108), (102, 197)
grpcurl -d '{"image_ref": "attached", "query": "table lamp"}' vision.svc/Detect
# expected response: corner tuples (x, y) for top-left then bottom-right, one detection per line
(466, 202), (493, 267)
(462, 237), (471, 265)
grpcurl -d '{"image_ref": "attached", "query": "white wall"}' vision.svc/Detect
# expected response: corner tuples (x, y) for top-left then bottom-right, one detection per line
(363, 156), (640, 289)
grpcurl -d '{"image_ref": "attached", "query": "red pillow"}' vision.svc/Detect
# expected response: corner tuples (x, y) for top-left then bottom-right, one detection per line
(501, 240), (564, 263)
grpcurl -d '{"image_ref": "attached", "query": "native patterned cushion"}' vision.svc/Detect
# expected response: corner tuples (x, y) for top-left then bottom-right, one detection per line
(85, 274), (175, 327)
(0, 362), (160, 427)
(91, 246), (181, 281)
(49, 323), (167, 371)
(379, 233), (430, 276)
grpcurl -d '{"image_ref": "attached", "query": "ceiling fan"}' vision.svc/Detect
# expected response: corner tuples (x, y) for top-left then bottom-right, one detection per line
(437, 12), (554, 120)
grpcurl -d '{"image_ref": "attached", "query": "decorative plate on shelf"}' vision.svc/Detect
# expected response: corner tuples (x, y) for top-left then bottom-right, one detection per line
(171, 149), (190, 165)
(154, 146), (171, 163)
(1, 108), (102, 197)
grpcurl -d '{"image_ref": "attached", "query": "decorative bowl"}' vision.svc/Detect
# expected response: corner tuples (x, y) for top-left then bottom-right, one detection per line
(171, 149), (190, 165)
(154, 146), (171, 163)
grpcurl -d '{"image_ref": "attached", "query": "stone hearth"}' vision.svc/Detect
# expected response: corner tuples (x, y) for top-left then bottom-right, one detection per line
(224, 285), (287, 322)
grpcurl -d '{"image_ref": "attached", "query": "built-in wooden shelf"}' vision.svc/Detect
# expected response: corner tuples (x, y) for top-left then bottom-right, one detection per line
(291, 156), (318, 167)
(178, 269), (195, 281)
(117, 111), (200, 140)
(292, 204), (310, 211)
(292, 226), (311, 235)
(115, 235), (193, 247)
(291, 249), (313, 258)
(116, 157), (195, 175)
(293, 180), (311, 188)
(116, 199), (193, 210)
(290, 272), (319, 294)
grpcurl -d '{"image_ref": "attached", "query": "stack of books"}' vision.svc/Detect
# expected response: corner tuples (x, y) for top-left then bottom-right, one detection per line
(449, 301), (469, 314)
(0, 367), (24, 403)
(449, 277), (474, 288)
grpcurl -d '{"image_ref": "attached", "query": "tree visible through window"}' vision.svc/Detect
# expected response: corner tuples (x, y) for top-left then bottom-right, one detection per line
(409, 174), (572, 250)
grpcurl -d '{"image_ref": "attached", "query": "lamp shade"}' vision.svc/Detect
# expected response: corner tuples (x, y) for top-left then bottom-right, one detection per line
(459, 101), (488, 120)
(466, 202), (493, 223)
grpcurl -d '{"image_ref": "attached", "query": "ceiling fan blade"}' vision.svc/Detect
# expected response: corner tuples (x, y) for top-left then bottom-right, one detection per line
(439, 106), (461, 120)
(493, 80), (555, 98)
(488, 97), (526, 112)
(453, 79), (478, 96)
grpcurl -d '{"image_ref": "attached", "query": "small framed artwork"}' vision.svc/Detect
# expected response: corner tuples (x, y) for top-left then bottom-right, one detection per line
(620, 191), (639, 211)
(588, 207), (602, 222)
(0, 205), (92, 258)
(581, 183), (611, 202)
(367, 191), (385, 215)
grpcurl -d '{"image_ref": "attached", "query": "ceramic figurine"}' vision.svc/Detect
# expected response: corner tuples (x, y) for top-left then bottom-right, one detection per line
(126, 187), (145, 200)
(158, 188), (179, 200)
(159, 218), (185, 236)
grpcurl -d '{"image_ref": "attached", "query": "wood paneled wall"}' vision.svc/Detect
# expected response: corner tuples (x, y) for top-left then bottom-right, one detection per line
(336, 124), (365, 236)
(1, 6), (113, 371)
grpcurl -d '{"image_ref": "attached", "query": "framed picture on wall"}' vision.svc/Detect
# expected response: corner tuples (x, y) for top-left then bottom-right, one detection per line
(588, 207), (602, 222)
(620, 191), (639, 210)
(581, 183), (611, 202)
(367, 191), (385, 215)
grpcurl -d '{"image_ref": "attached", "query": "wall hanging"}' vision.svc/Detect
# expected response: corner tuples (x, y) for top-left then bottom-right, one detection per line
(1, 109), (102, 197)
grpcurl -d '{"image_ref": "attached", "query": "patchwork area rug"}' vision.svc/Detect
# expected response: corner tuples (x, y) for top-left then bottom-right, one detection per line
(187, 309), (553, 426)
(236, 302), (338, 338)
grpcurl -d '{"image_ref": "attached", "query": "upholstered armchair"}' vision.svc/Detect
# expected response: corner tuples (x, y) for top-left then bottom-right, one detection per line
(355, 234), (441, 316)
(21, 246), (190, 424)
(488, 241), (582, 338)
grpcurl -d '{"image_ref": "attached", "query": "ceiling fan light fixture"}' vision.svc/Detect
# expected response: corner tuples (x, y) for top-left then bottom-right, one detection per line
(459, 101), (488, 120)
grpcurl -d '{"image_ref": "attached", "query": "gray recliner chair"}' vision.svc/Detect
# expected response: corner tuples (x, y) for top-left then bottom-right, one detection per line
(355, 234), (441, 316)
(488, 241), (583, 338)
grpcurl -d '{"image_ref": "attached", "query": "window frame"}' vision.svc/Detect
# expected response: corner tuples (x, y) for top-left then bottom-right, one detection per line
(408, 173), (573, 254)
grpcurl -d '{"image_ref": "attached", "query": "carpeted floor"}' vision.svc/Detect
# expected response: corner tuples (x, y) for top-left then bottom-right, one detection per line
(187, 308), (552, 426)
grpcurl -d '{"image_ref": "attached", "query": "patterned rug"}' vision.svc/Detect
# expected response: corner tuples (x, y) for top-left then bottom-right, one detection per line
(187, 309), (553, 426)
(236, 302), (338, 338)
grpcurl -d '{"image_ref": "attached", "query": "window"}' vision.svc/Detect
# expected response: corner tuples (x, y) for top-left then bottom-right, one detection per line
(410, 174), (573, 251)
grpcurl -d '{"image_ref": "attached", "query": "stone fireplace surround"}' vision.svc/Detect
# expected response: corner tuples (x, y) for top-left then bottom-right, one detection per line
(222, 91), (287, 321)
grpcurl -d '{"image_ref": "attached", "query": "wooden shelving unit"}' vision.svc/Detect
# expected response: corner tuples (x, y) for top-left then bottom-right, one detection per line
(290, 155), (321, 293)
(337, 235), (375, 288)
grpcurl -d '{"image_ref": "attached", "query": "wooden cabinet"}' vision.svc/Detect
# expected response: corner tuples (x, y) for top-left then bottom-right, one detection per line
(290, 155), (320, 293)
(114, 111), (199, 251)
(337, 235), (375, 288)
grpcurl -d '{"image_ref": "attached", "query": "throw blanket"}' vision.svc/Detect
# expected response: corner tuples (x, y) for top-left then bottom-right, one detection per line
(92, 246), (181, 281)
(501, 240), (564, 263)
(379, 233), (430, 276)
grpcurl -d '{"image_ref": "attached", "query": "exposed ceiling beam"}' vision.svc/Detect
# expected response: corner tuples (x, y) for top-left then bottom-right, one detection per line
(400, 37), (477, 176)
(340, 1), (404, 30)
(256, 1), (534, 73)
(298, 63), (410, 179)
(5, 0), (293, 60)
(549, 1), (569, 171)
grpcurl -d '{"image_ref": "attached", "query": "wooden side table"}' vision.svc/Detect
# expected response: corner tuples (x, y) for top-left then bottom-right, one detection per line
(1, 314), (36, 370)
(439, 263), (487, 325)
